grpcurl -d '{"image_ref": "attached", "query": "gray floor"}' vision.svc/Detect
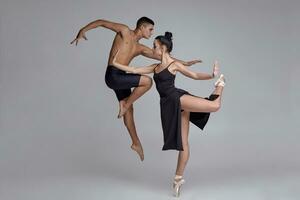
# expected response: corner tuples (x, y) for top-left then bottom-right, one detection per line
(1, 171), (299, 200)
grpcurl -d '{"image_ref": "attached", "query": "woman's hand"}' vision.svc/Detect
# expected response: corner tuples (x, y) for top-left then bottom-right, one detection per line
(212, 60), (219, 78)
(70, 29), (88, 46)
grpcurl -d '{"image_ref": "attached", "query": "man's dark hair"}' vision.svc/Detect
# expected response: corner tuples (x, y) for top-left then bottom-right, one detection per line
(136, 17), (154, 28)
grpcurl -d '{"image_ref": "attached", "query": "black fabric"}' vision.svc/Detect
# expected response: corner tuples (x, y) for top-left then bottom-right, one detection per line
(153, 65), (219, 151)
(105, 65), (141, 101)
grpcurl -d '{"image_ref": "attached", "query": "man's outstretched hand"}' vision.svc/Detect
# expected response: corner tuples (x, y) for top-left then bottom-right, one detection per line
(70, 29), (88, 46)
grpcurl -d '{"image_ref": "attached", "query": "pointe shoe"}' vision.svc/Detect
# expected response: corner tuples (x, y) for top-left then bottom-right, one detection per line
(214, 74), (225, 87)
(173, 178), (185, 197)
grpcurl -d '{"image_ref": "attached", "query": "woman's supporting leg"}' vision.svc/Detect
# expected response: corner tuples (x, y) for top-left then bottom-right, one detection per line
(175, 110), (190, 176)
(173, 110), (190, 197)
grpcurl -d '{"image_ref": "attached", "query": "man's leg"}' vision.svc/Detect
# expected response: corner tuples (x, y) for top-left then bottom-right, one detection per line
(114, 90), (144, 161)
(122, 101), (144, 161)
(118, 75), (152, 118)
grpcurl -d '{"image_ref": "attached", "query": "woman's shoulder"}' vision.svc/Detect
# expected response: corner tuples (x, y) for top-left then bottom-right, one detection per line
(171, 61), (184, 70)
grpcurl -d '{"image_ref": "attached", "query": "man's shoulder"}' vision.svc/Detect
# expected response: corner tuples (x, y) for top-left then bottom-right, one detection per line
(136, 43), (151, 51)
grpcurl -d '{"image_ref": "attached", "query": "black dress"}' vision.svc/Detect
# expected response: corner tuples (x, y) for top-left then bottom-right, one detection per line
(153, 62), (219, 151)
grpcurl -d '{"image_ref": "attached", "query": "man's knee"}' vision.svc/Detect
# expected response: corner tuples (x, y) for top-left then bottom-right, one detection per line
(140, 75), (152, 87)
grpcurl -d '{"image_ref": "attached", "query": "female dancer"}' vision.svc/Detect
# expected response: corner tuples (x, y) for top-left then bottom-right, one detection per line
(112, 32), (225, 197)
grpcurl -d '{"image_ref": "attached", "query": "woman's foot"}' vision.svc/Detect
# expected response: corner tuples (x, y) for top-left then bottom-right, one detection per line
(117, 100), (129, 118)
(173, 176), (185, 197)
(131, 144), (144, 161)
(214, 74), (225, 87)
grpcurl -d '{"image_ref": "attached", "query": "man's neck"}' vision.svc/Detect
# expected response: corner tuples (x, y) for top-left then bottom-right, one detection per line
(133, 29), (143, 42)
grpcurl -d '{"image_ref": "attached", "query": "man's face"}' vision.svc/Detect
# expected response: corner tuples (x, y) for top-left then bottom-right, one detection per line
(141, 24), (154, 39)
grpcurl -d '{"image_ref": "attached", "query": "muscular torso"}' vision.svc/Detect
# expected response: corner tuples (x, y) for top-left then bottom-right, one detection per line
(108, 31), (142, 65)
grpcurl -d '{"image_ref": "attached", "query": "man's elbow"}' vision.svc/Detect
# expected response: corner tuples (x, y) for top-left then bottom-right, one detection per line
(120, 26), (130, 34)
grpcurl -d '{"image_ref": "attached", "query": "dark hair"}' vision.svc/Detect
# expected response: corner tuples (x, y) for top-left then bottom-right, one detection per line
(136, 17), (155, 28)
(155, 32), (173, 52)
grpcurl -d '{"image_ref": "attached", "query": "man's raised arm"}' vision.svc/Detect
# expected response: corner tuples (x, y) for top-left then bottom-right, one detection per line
(71, 19), (130, 45)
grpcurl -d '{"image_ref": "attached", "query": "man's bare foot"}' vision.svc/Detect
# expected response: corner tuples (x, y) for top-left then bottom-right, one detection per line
(131, 144), (144, 161)
(117, 100), (129, 118)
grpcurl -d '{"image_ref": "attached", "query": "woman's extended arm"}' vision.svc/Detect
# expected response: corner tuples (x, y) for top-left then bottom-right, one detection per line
(174, 60), (219, 80)
(140, 45), (202, 66)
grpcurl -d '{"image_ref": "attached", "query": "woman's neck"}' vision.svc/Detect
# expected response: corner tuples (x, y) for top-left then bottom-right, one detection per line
(161, 52), (173, 66)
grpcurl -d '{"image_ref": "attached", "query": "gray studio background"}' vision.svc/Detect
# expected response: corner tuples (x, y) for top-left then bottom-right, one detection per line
(0, 0), (299, 199)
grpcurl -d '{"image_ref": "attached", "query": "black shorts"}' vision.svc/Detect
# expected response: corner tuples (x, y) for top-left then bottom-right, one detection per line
(105, 65), (141, 101)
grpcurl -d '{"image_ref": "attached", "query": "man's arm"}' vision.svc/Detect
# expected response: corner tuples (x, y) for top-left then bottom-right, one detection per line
(71, 19), (130, 45)
(140, 45), (202, 66)
(140, 44), (161, 60)
(81, 19), (129, 34)
(112, 50), (157, 74)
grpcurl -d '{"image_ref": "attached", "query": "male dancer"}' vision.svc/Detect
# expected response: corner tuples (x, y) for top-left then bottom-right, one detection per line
(71, 17), (201, 161)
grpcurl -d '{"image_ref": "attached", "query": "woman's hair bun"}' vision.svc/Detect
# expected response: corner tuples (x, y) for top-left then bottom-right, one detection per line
(164, 32), (173, 41)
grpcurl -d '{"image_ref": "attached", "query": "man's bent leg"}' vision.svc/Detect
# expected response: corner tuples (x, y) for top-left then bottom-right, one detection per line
(118, 75), (152, 118)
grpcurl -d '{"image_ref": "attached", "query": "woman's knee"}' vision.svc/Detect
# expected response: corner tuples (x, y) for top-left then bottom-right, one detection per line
(211, 101), (221, 112)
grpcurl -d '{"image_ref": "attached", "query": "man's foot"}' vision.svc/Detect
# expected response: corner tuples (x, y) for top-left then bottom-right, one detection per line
(214, 74), (225, 87)
(131, 144), (144, 161)
(117, 100), (129, 118)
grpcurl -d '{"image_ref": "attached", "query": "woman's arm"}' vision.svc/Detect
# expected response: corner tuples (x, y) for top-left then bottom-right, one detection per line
(174, 60), (219, 80)
(140, 45), (202, 66)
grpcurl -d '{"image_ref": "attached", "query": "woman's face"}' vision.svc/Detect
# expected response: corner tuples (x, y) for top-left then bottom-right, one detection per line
(153, 39), (163, 56)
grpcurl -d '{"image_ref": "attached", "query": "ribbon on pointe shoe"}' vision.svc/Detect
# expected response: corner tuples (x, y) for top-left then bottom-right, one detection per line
(214, 74), (225, 87)
(173, 178), (185, 197)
